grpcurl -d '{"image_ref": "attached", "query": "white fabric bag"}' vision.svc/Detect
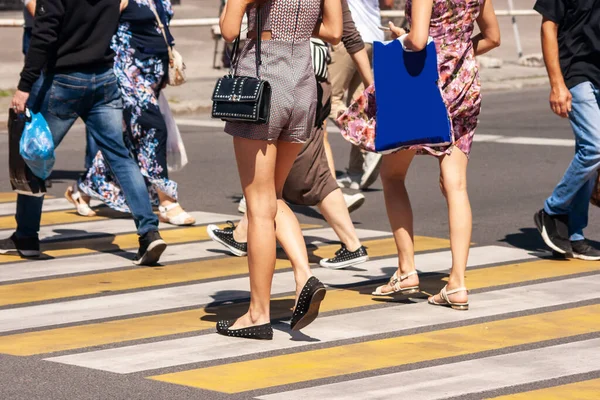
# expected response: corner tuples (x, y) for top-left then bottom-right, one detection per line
(158, 93), (188, 172)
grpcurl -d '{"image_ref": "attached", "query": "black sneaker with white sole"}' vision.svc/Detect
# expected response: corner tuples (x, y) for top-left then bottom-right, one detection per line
(571, 240), (600, 261)
(207, 221), (248, 257)
(534, 209), (572, 254)
(319, 245), (369, 269)
(133, 230), (167, 266)
(0, 233), (40, 258)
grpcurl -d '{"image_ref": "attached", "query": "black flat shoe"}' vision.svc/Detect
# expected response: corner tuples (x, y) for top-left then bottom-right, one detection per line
(290, 276), (326, 331)
(216, 320), (273, 340)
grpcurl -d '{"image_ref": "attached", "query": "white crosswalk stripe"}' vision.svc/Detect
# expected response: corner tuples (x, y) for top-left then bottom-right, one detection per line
(0, 195), (598, 399)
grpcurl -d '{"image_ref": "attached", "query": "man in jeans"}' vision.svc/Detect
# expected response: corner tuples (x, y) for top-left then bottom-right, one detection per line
(533, 0), (600, 260)
(1, 0), (166, 265)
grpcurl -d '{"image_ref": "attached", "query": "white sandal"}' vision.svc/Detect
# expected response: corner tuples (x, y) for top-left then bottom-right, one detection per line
(428, 285), (469, 310)
(158, 203), (195, 226)
(65, 186), (96, 217)
(372, 270), (420, 296)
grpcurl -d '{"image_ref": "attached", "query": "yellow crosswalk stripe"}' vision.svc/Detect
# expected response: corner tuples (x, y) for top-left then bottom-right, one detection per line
(150, 304), (600, 393)
(488, 377), (600, 399)
(0, 254), (595, 356)
(0, 193), (54, 203)
(0, 223), (322, 265)
(0, 208), (118, 230)
(0, 236), (438, 306)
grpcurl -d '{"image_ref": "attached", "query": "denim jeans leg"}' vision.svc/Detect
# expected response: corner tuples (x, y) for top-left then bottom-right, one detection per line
(568, 175), (595, 241)
(15, 74), (78, 239)
(83, 72), (158, 236)
(544, 82), (600, 234)
(85, 129), (100, 169)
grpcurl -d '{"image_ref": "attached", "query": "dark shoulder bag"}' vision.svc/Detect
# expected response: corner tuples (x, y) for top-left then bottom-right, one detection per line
(211, 7), (271, 124)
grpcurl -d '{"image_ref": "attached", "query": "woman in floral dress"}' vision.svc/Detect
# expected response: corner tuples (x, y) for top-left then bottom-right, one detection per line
(371, 0), (500, 309)
(66, 0), (195, 226)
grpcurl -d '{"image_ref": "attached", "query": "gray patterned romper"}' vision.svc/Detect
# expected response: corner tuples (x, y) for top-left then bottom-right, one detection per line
(224, 0), (321, 143)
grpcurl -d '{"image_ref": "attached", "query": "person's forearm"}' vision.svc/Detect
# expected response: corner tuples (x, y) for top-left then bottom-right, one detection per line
(472, 32), (500, 56)
(541, 19), (565, 88)
(340, 0), (365, 54)
(25, 0), (36, 17)
(220, 0), (248, 43)
(18, 0), (64, 92)
(349, 48), (373, 87)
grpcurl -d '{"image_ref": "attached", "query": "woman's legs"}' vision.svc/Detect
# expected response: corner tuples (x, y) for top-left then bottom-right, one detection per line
(376, 149), (419, 292)
(273, 141), (313, 298)
(317, 189), (362, 251)
(430, 150), (471, 304)
(230, 137), (279, 329)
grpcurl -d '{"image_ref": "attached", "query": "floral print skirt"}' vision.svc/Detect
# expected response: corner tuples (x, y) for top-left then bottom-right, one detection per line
(78, 50), (178, 213)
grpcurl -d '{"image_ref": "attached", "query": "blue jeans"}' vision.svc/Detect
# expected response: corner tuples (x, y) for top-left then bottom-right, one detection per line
(16, 68), (159, 239)
(22, 27), (32, 56)
(545, 81), (600, 241)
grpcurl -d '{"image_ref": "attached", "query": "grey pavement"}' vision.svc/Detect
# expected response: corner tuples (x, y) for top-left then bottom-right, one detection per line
(0, 87), (599, 400)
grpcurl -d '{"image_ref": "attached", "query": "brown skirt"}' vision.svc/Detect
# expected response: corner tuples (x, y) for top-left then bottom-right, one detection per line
(282, 79), (338, 206)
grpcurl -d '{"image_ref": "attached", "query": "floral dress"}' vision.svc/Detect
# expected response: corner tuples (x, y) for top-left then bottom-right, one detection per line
(407, 0), (483, 157)
(79, 0), (178, 212)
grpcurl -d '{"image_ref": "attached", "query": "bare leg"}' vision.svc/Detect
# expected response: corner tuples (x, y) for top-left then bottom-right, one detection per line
(430, 150), (471, 304)
(376, 149), (419, 293)
(322, 123), (337, 179)
(230, 137), (279, 329)
(273, 141), (313, 298)
(317, 189), (361, 251)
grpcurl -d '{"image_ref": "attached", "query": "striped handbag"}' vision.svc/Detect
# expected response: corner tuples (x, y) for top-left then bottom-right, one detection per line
(310, 38), (330, 82)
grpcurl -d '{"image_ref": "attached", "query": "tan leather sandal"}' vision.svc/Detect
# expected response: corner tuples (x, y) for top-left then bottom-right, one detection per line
(372, 270), (420, 296)
(428, 285), (469, 310)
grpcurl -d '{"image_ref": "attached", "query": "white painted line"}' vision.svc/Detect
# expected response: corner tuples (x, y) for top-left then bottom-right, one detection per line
(46, 274), (600, 374)
(0, 246), (535, 333)
(0, 228), (389, 283)
(0, 211), (238, 242)
(259, 338), (600, 400)
(176, 120), (575, 147)
(0, 198), (83, 217)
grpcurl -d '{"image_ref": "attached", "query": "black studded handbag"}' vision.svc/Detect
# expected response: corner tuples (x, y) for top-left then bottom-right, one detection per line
(211, 7), (271, 124)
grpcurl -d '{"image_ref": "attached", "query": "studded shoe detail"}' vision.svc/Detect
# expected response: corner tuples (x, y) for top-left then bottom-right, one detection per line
(319, 245), (369, 269)
(207, 221), (248, 257)
(216, 320), (274, 340)
(290, 276), (326, 331)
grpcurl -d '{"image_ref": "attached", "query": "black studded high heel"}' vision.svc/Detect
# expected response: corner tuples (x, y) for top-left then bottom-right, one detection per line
(290, 276), (326, 331)
(216, 320), (273, 340)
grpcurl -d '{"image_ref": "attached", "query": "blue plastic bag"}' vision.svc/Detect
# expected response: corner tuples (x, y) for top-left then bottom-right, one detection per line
(19, 110), (55, 180)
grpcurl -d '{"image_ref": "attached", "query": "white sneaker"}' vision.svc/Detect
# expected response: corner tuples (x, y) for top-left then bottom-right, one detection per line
(238, 196), (247, 214)
(337, 173), (360, 190)
(360, 152), (383, 190)
(343, 193), (365, 213)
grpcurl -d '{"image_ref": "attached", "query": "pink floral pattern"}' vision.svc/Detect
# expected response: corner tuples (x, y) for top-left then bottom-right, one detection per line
(337, 84), (377, 152)
(407, 0), (483, 157)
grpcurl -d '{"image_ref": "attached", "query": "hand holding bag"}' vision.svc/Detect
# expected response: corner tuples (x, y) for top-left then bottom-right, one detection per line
(211, 7), (271, 124)
(8, 109), (47, 196)
(149, 0), (186, 86)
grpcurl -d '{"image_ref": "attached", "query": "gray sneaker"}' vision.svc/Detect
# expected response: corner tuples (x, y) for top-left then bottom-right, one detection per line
(360, 152), (383, 189)
(337, 173), (360, 190)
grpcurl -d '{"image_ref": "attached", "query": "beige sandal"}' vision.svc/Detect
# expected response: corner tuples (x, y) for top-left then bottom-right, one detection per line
(428, 285), (469, 310)
(372, 270), (420, 296)
(65, 186), (96, 217)
(158, 203), (195, 226)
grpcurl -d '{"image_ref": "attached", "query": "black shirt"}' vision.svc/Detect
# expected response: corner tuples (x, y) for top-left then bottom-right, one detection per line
(119, 0), (174, 58)
(534, 0), (600, 89)
(18, 0), (120, 93)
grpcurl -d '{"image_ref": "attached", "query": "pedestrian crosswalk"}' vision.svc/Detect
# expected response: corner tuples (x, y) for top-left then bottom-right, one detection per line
(0, 192), (598, 399)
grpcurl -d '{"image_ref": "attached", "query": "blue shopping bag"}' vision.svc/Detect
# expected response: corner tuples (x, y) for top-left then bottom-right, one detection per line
(372, 37), (452, 152)
(19, 109), (55, 180)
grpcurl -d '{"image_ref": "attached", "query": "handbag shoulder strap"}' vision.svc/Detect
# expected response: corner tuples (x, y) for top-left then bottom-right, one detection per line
(148, 0), (175, 60)
(228, 6), (262, 78)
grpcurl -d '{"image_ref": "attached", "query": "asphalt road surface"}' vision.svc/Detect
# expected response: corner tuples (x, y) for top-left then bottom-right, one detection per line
(0, 87), (598, 400)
